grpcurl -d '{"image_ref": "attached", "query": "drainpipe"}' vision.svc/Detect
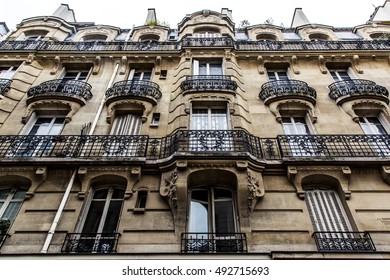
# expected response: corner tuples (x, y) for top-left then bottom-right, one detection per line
(40, 62), (119, 253)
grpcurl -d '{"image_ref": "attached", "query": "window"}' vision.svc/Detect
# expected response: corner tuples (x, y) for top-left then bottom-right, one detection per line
(68, 186), (125, 253)
(329, 70), (352, 82)
(187, 187), (239, 252)
(28, 117), (65, 136)
(0, 187), (26, 235)
(151, 113), (160, 126)
(61, 70), (89, 82)
(132, 71), (152, 81)
(135, 190), (148, 209)
(267, 70), (288, 81)
(305, 187), (352, 233)
(193, 30), (220, 38)
(281, 116), (312, 135)
(191, 107), (229, 130)
(0, 66), (17, 79)
(193, 60), (223, 76)
(359, 116), (388, 135)
(110, 114), (142, 135)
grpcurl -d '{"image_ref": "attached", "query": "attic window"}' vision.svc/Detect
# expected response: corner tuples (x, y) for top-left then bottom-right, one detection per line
(309, 33), (330, 41)
(139, 34), (160, 42)
(256, 34), (278, 41)
(82, 34), (108, 42)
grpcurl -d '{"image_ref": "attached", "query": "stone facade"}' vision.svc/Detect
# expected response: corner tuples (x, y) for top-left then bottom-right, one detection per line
(0, 3), (390, 259)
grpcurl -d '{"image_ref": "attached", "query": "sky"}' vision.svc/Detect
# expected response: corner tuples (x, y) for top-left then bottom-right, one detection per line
(1, 0), (387, 31)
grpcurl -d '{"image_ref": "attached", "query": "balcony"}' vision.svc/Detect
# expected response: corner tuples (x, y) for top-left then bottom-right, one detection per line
(259, 80), (317, 105)
(105, 80), (162, 106)
(0, 78), (12, 95)
(328, 79), (389, 105)
(278, 134), (390, 158)
(182, 37), (234, 47)
(27, 79), (93, 105)
(0, 133), (389, 162)
(313, 231), (376, 252)
(181, 232), (247, 253)
(180, 75), (238, 94)
(62, 232), (120, 253)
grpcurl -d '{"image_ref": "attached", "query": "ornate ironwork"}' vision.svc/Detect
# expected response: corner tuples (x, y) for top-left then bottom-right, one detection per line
(313, 231), (376, 252)
(182, 37), (235, 47)
(180, 75), (238, 94)
(27, 79), (93, 103)
(0, 78), (12, 95)
(62, 232), (120, 253)
(105, 80), (162, 104)
(328, 79), (389, 104)
(259, 80), (317, 105)
(278, 134), (390, 158)
(181, 232), (247, 253)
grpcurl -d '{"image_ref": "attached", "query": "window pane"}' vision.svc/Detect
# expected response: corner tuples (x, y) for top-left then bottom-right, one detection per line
(192, 109), (208, 130)
(189, 201), (209, 233)
(82, 200), (105, 233)
(2, 201), (23, 221)
(111, 189), (125, 199)
(198, 63), (208, 75)
(209, 64), (222, 75)
(0, 189), (10, 200)
(210, 109), (228, 130)
(12, 190), (26, 200)
(214, 200), (235, 235)
(93, 189), (109, 199)
(191, 190), (208, 203)
(102, 200), (122, 233)
(214, 188), (232, 200)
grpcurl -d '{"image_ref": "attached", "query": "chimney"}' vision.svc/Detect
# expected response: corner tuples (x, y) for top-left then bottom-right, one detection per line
(52, 4), (76, 22)
(145, 8), (157, 24)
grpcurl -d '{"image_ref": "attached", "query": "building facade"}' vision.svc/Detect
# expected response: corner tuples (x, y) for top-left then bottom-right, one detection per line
(1, 3), (390, 259)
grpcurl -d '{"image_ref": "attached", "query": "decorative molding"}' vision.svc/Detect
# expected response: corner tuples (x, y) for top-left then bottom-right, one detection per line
(257, 55), (265, 74)
(291, 55), (300, 74)
(318, 55), (327, 74)
(162, 171), (178, 208)
(247, 170), (264, 212)
(155, 56), (162, 75)
(92, 56), (101, 75)
(119, 56), (127, 75)
(352, 55), (363, 74)
(50, 56), (61, 75)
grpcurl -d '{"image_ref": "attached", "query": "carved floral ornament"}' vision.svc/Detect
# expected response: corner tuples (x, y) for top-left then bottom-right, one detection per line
(247, 170), (264, 211)
(161, 171), (178, 208)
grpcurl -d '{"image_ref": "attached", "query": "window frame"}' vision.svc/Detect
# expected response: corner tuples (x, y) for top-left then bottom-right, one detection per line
(190, 103), (230, 130)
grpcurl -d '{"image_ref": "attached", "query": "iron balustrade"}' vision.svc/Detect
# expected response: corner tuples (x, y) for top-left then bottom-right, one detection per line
(27, 79), (93, 103)
(181, 232), (247, 253)
(105, 80), (162, 105)
(313, 231), (376, 252)
(328, 79), (389, 104)
(62, 232), (120, 253)
(180, 75), (238, 94)
(0, 78), (12, 95)
(182, 37), (235, 47)
(2, 39), (390, 52)
(259, 79), (317, 105)
(278, 134), (390, 158)
(0, 133), (389, 161)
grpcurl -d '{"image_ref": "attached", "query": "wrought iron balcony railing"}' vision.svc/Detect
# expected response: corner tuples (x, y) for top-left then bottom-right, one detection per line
(0, 133), (389, 161)
(328, 79), (389, 104)
(180, 75), (238, 94)
(105, 80), (162, 105)
(27, 79), (93, 105)
(181, 232), (247, 253)
(62, 232), (120, 253)
(0, 78), (12, 95)
(313, 231), (376, 252)
(278, 134), (390, 158)
(2, 39), (390, 52)
(259, 79), (317, 105)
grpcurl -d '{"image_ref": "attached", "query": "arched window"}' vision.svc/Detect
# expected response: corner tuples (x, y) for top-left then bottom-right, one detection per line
(0, 187), (27, 235)
(256, 34), (278, 41)
(309, 33), (330, 41)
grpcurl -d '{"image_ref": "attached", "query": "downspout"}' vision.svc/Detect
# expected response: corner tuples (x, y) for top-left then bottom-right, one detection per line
(40, 62), (119, 253)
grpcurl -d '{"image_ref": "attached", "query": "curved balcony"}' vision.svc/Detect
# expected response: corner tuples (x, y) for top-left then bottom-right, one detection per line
(328, 79), (389, 105)
(105, 80), (162, 106)
(259, 80), (317, 105)
(27, 79), (93, 105)
(0, 78), (12, 95)
(180, 75), (238, 94)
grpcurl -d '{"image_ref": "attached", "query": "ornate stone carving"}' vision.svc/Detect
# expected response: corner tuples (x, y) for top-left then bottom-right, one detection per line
(162, 171), (178, 208)
(247, 170), (264, 211)
(291, 55), (300, 74)
(50, 56), (61, 75)
(257, 55), (265, 74)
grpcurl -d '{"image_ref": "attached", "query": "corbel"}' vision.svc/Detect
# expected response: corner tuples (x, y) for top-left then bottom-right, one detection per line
(247, 170), (265, 212)
(161, 171), (178, 209)
(77, 167), (88, 200)
(50, 56), (61, 75)
(291, 55), (300, 74)
(119, 56), (127, 75)
(225, 50), (232, 61)
(318, 55), (327, 74)
(92, 56), (101, 75)
(352, 55), (363, 74)
(155, 56), (162, 75)
(257, 55), (265, 74)
(26, 54), (36, 64)
(185, 50), (192, 60)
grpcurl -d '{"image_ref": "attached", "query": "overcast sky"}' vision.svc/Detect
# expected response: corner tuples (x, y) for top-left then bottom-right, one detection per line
(1, 0), (386, 30)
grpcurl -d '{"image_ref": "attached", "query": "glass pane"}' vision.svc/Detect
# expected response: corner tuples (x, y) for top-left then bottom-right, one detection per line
(102, 200), (123, 233)
(12, 190), (26, 201)
(2, 201), (22, 221)
(191, 190), (208, 203)
(93, 189), (109, 199)
(214, 188), (232, 199)
(29, 118), (53, 135)
(214, 200), (235, 235)
(111, 189), (125, 199)
(192, 109), (208, 130)
(0, 189), (10, 200)
(294, 117), (310, 134)
(367, 117), (387, 135)
(188, 201), (209, 233)
(210, 109), (228, 130)
(209, 64), (222, 75)
(276, 71), (288, 80)
(82, 200), (105, 233)
(198, 63), (208, 75)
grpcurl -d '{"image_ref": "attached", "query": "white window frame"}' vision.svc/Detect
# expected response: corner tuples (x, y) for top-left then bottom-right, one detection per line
(192, 59), (224, 76)
(190, 104), (230, 130)
(0, 66), (17, 79)
(281, 115), (315, 135)
(266, 69), (290, 81)
(58, 67), (92, 82)
(129, 69), (153, 81)
(359, 115), (390, 135)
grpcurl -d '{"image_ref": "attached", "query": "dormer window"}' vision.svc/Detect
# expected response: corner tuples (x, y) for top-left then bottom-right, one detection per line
(256, 34), (278, 41)
(82, 34), (108, 42)
(309, 33), (330, 41)
(193, 27), (220, 38)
